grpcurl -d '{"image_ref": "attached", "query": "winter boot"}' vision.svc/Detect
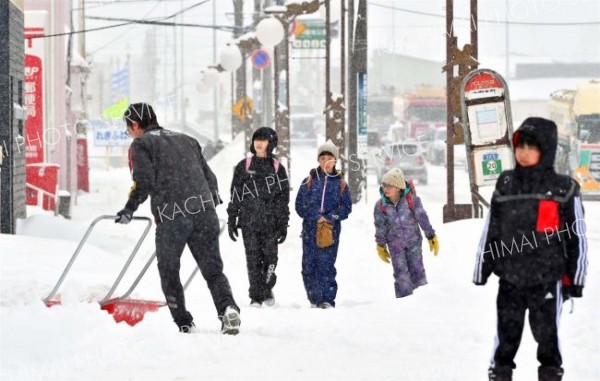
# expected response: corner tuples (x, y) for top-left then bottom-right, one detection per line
(319, 302), (334, 309)
(264, 291), (275, 307)
(179, 322), (198, 334)
(538, 366), (564, 381)
(488, 366), (512, 381)
(221, 306), (241, 335)
(249, 300), (262, 308)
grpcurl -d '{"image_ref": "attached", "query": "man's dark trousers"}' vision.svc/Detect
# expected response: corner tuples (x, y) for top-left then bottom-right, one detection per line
(155, 210), (237, 328)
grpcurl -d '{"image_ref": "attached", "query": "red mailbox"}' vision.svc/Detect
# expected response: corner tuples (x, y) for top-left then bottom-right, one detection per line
(26, 163), (60, 211)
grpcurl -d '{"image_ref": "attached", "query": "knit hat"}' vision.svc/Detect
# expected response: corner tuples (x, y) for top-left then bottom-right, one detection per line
(381, 168), (406, 189)
(317, 139), (339, 160)
(250, 127), (278, 156)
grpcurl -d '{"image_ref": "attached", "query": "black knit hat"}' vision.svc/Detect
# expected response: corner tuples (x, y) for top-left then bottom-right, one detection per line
(250, 127), (278, 156)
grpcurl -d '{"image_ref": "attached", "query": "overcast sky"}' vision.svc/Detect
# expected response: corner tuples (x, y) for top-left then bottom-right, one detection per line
(80, 0), (599, 68)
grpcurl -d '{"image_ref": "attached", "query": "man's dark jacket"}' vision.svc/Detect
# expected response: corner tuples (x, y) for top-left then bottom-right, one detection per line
(124, 126), (221, 222)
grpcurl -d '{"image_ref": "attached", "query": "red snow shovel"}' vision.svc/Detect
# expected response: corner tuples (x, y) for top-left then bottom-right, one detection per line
(43, 215), (161, 326)
(44, 216), (225, 327)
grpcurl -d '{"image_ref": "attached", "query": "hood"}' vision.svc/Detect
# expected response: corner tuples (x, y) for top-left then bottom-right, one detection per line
(512, 117), (557, 171)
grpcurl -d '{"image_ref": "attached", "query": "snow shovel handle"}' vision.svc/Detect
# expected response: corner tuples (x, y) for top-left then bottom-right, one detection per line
(43, 215), (153, 305)
(101, 218), (228, 305)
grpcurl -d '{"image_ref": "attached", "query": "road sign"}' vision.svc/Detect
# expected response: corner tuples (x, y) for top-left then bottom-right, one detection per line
(251, 49), (271, 70)
(291, 19), (338, 50)
(232, 96), (254, 122)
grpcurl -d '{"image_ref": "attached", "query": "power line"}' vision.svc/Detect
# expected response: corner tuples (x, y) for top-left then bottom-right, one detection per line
(369, 2), (600, 26)
(89, 0), (164, 54)
(74, 0), (186, 11)
(32, 0), (211, 39)
(86, 16), (242, 32)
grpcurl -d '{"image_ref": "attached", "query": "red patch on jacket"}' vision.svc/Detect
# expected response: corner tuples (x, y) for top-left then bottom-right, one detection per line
(536, 200), (560, 232)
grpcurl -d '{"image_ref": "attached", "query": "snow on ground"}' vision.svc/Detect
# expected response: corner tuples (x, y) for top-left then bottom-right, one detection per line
(1, 138), (598, 381)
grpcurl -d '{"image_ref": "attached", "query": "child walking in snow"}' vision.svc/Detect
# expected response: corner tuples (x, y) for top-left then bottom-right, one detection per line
(295, 140), (352, 309)
(373, 168), (439, 298)
(227, 127), (290, 307)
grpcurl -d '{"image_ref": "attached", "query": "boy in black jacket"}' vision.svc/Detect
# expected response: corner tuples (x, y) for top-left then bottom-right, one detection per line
(473, 117), (588, 381)
(227, 127), (290, 307)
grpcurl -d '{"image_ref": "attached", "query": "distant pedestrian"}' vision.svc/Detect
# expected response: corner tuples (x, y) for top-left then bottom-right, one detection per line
(473, 117), (588, 381)
(373, 168), (438, 298)
(115, 102), (241, 334)
(295, 140), (352, 309)
(227, 127), (290, 308)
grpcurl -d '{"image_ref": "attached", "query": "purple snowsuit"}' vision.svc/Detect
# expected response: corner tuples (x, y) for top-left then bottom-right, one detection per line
(374, 186), (435, 298)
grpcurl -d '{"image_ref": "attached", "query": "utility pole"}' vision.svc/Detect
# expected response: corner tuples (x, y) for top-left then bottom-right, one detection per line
(348, 0), (367, 204)
(273, 0), (291, 180)
(442, 0), (479, 223)
(262, 0), (274, 128)
(324, 0), (346, 173)
(252, 0), (261, 131)
(232, 0), (247, 142)
(180, 0), (186, 125)
(212, 0), (219, 140)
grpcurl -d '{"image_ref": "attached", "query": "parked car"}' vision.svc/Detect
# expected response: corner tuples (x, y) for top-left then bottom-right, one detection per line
(428, 127), (468, 169)
(290, 104), (317, 144)
(375, 141), (428, 185)
(168, 121), (225, 160)
(428, 127), (447, 165)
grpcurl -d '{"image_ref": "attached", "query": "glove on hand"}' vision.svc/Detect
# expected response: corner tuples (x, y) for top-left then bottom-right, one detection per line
(228, 217), (238, 242)
(115, 209), (133, 224)
(277, 226), (288, 244)
(376, 245), (390, 263)
(569, 285), (583, 298)
(428, 235), (439, 256)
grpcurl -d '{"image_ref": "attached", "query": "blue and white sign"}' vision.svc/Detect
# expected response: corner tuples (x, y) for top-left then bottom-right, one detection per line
(90, 120), (130, 147)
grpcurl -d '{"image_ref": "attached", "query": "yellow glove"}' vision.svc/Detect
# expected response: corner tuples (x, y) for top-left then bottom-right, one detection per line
(376, 245), (390, 263)
(428, 235), (439, 256)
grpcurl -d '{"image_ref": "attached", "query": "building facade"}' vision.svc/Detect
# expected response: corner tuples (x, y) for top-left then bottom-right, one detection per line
(0, 0), (26, 234)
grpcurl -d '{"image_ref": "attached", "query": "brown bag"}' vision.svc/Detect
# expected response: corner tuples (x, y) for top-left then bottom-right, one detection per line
(316, 221), (334, 248)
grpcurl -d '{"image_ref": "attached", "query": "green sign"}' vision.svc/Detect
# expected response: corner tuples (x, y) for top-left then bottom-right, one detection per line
(292, 20), (338, 50)
(482, 158), (502, 175)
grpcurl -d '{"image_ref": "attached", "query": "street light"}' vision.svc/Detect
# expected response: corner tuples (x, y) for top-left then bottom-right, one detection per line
(256, 16), (285, 47)
(220, 42), (243, 72)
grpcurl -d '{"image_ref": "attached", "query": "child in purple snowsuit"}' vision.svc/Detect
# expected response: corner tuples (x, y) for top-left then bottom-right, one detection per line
(373, 168), (439, 298)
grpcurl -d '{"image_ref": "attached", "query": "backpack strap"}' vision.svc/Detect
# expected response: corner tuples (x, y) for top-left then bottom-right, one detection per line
(246, 156), (280, 173)
(406, 193), (414, 211)
(306, 173), (345, 195)
(377, 199), (387, 215)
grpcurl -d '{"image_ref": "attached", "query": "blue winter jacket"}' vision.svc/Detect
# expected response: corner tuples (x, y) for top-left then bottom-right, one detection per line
(295, 168), (352, 238)
(374, 184), (435, 252)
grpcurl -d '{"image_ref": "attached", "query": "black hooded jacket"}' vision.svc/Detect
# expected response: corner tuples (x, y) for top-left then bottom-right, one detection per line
(124, 126), (221, 223)
(473, 118), (588, 288)
(227, 131), (290, 232)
